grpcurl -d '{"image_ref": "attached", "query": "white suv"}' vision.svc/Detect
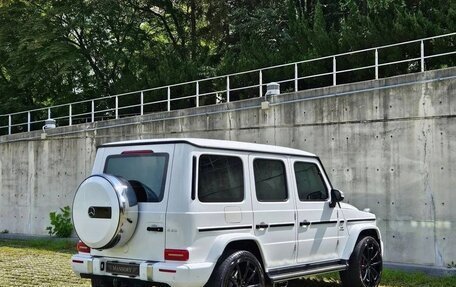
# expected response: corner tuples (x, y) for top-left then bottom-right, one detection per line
(71, 138), (383, 287)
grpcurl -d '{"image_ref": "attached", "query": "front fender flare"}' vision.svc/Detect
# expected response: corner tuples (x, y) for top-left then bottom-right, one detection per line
(342, 224), (383, 260)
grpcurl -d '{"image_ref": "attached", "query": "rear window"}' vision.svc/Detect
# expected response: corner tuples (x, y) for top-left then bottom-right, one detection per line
(104, 153), (168, 202)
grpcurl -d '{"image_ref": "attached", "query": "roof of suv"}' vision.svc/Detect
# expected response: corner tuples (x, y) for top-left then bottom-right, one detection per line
(100, 138), (316, 157)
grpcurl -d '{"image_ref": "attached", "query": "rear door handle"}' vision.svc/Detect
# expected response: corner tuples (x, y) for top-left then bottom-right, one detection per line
(255, 223), (269, 229)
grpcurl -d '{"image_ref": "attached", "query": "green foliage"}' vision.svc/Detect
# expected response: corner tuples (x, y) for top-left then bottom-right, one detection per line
(380, 269), (456, 286)
(0, 229), (8, 234)
(0, 0), (455, 121)
(46, 206), (73, 238)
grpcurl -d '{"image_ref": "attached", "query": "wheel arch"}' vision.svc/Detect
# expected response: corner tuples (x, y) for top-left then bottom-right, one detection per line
(342, 224), (383, 260)
(206, 234), (266, 270)
(223, 240), (265, 269)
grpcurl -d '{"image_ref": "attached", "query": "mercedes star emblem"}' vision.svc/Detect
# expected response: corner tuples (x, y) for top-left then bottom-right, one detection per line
(88, 207), (96, 218)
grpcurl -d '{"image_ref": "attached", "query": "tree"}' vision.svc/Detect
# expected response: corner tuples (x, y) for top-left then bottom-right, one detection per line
(0, 0), (454, 124)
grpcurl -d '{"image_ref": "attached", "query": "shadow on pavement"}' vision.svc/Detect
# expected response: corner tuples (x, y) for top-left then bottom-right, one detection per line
(287, 278), (340, 287)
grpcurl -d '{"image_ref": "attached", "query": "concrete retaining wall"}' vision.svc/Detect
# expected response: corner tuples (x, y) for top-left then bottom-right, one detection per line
(1, 68), (455, 268)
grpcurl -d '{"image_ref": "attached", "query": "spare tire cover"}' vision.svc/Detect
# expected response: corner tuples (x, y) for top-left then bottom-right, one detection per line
(72, 174), (138, 249)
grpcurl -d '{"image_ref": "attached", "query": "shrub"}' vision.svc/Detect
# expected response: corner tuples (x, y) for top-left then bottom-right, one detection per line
(46, 206), (73, 238)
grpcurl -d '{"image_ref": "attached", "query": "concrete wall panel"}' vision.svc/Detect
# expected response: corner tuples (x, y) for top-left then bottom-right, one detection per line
(0, 68), (455, 268)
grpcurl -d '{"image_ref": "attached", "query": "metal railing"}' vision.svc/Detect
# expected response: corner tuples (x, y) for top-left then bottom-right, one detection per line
(1, 32), (455, 135)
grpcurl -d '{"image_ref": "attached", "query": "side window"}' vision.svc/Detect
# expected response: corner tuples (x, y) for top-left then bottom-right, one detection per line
(294, 162), (328, 201)
(254, 159), (288, 202)
(198, 154), (244, 202)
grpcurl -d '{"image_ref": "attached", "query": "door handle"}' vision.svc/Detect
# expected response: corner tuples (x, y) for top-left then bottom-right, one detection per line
(255, 223), (269, 229)
(300, 220), (310, 227)
(147, 226), (164, 232)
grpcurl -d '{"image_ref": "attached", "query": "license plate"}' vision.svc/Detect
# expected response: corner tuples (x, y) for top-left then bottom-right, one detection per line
(106, 262), (140, 277)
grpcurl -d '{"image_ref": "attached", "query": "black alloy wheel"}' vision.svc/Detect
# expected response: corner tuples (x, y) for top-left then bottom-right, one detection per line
(226, 256), (261, 287)
(340, 236), (383, 287)
(359, 238), (382, 286)
(206, 250), (265, 287)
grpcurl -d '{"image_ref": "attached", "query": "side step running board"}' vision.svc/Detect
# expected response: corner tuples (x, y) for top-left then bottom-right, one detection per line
(268, 262), (348, 282)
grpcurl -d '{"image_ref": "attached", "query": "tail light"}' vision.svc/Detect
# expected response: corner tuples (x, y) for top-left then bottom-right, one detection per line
(77, 240), (91, 253)
(164, 249), (189, 261)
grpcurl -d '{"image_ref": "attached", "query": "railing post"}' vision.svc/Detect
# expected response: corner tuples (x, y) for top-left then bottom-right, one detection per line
(167, 86), (171, 111)
(420, 40), (425, 72)
(226, 76), (230, 103)
(8, 114), (11, 135)
(27, 112), (31, 132)
(333, 56), (337, 86)
(196, 81), (200, 107)
(294, 63), (298, 92)
(69, 104), (72, 126)
(91, 100), (95, 122)
(140, 91), (144, 116)
(259, 70), (263, 97)
(375, 49), (379, 80)
(115, 96), (119, 119)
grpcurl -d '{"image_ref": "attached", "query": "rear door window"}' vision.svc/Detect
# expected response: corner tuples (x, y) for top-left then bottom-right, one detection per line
(253, 158), (288, 202)
(198, 154), (244, 202)
(104, 153), (169, 202)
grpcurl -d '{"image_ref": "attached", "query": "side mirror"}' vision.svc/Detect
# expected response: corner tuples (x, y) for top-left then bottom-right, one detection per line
(329, 189), (344, 208)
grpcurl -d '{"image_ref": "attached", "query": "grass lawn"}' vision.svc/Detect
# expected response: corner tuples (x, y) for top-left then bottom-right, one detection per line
(0, 238), (455, 287)
(0, 238), (89, 287)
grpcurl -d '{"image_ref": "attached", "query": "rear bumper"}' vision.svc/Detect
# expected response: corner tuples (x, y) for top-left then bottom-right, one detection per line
(71, 254), (214, 287)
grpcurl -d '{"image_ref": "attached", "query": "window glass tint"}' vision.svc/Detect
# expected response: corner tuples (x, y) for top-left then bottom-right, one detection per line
(104, 154), (168, 202)
(198, 155), (244, 202)
(294, 162), (328, 201)
(254, 159), (288, 202)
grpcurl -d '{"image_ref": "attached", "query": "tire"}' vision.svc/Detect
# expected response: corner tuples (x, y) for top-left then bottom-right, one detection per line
(340, 236), (383, 287)
(91, 277), (113, 287)
(206, 250), (266, 287)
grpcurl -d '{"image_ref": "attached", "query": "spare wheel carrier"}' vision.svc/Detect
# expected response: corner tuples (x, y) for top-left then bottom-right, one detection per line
(72, 174), (138, 249)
